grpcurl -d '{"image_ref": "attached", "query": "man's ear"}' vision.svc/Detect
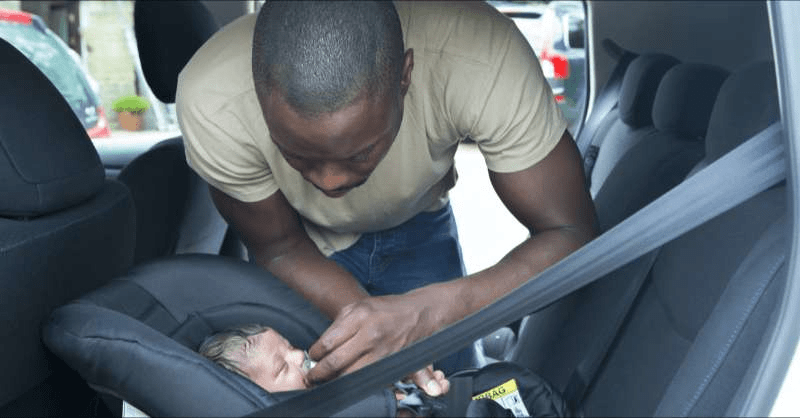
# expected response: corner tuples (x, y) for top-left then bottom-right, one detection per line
(400, 48), (414, 97)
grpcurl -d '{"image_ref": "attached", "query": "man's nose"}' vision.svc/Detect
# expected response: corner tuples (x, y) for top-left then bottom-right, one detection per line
(308, 163), (352, 192)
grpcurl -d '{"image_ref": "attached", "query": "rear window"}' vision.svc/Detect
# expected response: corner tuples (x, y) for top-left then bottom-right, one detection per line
(0, 19), (97, 127)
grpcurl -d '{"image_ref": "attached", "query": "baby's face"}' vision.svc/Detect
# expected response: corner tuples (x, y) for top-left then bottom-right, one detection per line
(232, 329), (310, 392)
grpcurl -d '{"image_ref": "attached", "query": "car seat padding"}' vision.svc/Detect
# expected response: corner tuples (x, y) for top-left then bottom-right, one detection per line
(42, 254), (395, 417)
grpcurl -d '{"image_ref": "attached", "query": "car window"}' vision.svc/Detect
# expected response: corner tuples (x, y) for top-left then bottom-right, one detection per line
(489, 0), (587, 133)
(0, 21), (95, 125)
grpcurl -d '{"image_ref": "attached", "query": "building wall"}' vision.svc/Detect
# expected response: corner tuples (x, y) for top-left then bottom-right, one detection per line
(80, 1), (137, 130)
(3, 2), (21, 11)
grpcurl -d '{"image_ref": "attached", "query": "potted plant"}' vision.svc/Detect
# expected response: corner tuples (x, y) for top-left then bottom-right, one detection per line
(112, 95), (150, 131)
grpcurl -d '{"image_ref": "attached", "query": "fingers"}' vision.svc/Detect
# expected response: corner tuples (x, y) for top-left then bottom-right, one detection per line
(308, 305), (358, 361)
(433, 369), (450, 395)
(307, 323), (375, 383)
(307, 339), (370, 383)
(410, 365), (447, 397)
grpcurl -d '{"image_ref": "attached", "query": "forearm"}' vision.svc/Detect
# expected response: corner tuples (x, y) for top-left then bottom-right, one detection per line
(412, 225), (595, 327)
(251, 236), (369, 319)
(208, 186), (369, 320)
(425, 130), (599, 324)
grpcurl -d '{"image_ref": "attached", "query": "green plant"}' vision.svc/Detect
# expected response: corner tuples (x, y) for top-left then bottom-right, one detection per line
(112, 95), (150, 114)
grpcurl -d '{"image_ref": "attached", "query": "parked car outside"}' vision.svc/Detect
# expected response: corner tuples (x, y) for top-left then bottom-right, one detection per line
(490, 0), (586, 128)
(0, 8), (110, 139)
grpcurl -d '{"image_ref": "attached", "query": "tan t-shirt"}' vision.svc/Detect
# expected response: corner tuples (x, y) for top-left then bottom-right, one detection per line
(176, 1), (567, 256)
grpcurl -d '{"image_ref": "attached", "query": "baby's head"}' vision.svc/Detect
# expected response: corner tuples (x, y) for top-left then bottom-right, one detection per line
(199, 324), (313, 392)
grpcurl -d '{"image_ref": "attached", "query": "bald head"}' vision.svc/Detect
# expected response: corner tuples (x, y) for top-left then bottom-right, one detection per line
(252, 1), (404, 117)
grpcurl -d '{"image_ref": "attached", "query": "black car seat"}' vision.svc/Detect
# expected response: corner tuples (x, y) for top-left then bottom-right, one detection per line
(116, 1), (245, 265)
(42, 255), (399, 417)
(515, 59), (784, 416)
(0, 39), (136, 416)
(587, 53), (680, 197)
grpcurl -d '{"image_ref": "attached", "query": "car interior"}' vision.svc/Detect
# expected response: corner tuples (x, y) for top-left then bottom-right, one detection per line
(1, 1), (798, 417)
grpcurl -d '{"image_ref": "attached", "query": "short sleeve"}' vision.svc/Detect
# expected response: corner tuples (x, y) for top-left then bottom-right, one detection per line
(457, 18), (568, 173)
(176, 89), (279, 203)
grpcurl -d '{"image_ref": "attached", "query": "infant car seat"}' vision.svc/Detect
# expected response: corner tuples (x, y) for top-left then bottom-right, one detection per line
(41, 255), (398, 417)
(43, 254), (573, 417)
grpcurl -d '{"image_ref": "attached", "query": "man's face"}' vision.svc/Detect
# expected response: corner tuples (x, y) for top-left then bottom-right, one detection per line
(263, 88), (403, 198)
(232, 328), (310, 392)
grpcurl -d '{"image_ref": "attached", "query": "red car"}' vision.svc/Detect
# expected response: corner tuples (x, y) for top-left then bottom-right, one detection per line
(0, 8), (110, 138)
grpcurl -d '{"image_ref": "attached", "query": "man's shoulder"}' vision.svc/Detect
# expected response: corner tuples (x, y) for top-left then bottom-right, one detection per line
(396, 1), (515, 64)
(177, 13), (258, 113)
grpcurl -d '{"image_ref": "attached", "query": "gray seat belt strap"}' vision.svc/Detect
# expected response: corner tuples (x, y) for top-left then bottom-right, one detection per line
(577, 39), (637, 157)
(251, 122), (784, 417)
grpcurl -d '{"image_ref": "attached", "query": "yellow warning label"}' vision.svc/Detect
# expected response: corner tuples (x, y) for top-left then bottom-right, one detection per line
(472, 379), (519, 401)
(471, 378), (530, 417)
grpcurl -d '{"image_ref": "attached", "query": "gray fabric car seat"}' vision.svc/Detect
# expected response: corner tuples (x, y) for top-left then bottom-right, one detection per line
(584, 60), (784, 416)
(484, 54), (682, 359)
(593, 62), (729, 230)
(513, 61), (728, 386)
(514, 59), (783, 416)
(118, 1), (244, 265)
(588, 53), (680, 197)
(0, 38), (136, 415)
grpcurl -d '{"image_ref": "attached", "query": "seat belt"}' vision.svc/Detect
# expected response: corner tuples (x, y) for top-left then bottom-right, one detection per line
(576, 39), (638, 159)
(249, 122), (785, 417)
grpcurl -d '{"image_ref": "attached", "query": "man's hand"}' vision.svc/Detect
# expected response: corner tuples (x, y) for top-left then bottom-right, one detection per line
(307, 289), (454, 393)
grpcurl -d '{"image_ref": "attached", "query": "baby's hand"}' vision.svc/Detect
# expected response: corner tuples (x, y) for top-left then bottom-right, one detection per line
(407, 365), (450, 397)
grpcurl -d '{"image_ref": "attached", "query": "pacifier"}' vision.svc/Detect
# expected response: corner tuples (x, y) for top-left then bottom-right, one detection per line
(301, 350), (317, 372)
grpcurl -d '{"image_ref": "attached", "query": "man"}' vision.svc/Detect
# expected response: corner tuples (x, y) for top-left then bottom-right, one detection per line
(176, 1), (596, 393)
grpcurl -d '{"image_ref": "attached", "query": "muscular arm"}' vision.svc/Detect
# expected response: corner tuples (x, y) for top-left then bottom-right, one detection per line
(209, 187), (369, 319)
(308, 129), (597, 381)
(426, 129), (597, 323)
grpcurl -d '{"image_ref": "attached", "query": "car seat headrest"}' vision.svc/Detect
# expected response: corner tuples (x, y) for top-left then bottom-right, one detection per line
(0, 39), (104, 218)
(618, 53), (680, 128)
(43, 255), (333, 417)
(134, 1), (219, 104)
(651, 63), (729, 140)
(704, 60), (780, 162)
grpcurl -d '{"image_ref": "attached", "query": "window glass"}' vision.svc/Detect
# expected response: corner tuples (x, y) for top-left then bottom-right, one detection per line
(0, 19), (98, 130)
(1, 3), (179, 142)
(488, 0), (587, 133)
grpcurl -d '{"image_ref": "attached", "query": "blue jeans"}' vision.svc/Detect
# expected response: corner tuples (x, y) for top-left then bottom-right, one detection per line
(329, 203), (478, 375)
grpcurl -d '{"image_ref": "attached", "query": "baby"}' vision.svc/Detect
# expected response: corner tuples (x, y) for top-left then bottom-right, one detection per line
(199, 324), (314, 392)
(199, 324), (449, 396)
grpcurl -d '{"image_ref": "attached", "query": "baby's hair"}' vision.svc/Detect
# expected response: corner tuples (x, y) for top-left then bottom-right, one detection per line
(198, 324), (271, 378)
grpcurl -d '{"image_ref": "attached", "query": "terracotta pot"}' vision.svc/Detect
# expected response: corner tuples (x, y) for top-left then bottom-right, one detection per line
(118, 111), (143, 131)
